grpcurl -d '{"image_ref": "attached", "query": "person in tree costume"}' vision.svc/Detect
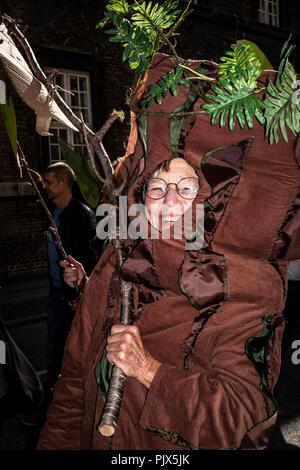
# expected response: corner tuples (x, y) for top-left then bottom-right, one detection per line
(37, 38), (300, 449)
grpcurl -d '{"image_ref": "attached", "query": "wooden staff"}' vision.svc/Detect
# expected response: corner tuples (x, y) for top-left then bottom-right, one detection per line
(98, 367), (127, 437)
(98, 278), (133, 436)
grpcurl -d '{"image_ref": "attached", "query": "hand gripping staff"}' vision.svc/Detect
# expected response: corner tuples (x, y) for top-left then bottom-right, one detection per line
(97, 239), (134, 437)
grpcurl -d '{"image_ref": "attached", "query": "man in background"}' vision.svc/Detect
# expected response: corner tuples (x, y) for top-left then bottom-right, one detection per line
(43, 162), (97, 391)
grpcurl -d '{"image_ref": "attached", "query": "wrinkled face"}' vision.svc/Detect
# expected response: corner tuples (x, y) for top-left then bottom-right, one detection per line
(145, 158), (199, 231)
(43, 171), (66, 202)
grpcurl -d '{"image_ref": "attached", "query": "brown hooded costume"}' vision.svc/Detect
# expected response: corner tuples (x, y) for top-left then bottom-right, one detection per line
(37, 54), (300, 450)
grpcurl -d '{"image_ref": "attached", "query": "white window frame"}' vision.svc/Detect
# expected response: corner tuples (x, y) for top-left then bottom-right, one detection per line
(258, 0), (280, 27)
(45, 68), (93, 162)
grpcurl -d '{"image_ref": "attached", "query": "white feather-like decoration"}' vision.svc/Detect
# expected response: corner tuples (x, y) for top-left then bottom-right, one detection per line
(0, 23), (78, 136)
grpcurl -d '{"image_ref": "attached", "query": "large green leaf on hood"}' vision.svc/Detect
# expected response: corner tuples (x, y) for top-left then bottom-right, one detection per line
(59, 138), (102, 208)
(202, 79), (265, 131)
(202, 42), (265, 131)
(264, 37), (300, 144)
(237, 39), (273, 71)
(0, 96), (21, 174)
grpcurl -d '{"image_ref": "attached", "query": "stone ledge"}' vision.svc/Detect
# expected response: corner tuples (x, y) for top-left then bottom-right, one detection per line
(0, 182), (35, 197)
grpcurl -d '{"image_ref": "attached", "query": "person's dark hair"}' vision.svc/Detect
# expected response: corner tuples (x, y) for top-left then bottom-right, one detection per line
(45, 162), (75, 190)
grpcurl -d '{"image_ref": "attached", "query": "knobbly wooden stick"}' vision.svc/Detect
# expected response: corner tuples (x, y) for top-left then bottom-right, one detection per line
(98, 367), (127, 436)
(98, 244), (134, 436)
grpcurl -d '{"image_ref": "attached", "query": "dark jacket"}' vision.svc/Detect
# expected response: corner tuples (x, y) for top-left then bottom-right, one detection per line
(52, 197), (97, 300)
(57, 198), (97, 274)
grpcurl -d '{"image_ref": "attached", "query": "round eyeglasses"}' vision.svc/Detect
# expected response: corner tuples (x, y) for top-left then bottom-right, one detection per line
(145, 177), (199, 200)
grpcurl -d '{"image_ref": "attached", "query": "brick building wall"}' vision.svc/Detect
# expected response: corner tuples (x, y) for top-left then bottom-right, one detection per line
(0, 0), (299, 282)
(0, 60), (48, 281)
(0, 0), (134, 282)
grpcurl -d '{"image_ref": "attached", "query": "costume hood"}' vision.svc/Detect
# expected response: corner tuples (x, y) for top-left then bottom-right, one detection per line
(38, 52), (300, 451)
(115, 53), (300, 309)
(101, 53), (300, 449)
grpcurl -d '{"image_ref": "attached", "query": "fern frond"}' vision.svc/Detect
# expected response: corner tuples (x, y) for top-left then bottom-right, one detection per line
(140, 62), (189, 108)
(103, 14), (154, 74)
(202, 80), (265, 131)
(264, 38), (300, 144)
(96, 0), (183, 76)
(123, 29), (154, 73)
(107, 20), (153, 73)
(201, 43), (265, 131)
(132, 1), (181, 34)
(218, 43), (262, 85)
(96, 0), (130, 28)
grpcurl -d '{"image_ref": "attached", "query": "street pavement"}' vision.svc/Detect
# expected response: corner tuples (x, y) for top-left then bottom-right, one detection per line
(0, 275), (300, 451)
(0, 275), (48, 450)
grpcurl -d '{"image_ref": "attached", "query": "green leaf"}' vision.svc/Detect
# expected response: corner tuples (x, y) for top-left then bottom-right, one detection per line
(264, 37), (300, 144)
(237, 39), (273, 71)
(59, 139), (102, 208)
(96, 0), (130, 28)
(201, 42), (266, 131)
(96, 1), (183, 76)
(107, 19), (154, 74)
(202, 80), (265, 131)
(132, 0), (181, 33)
(106, 0), (130, 13)
(0, 97), (21, 171)
(218, 43), (262, 85)
(122, 43), (135, 61)
(140, 62), (189, 108)
(95, 348), (113, 402)
(278, 34), (295, 73)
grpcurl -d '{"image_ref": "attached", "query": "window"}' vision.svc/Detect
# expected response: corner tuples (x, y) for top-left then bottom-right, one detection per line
(46, 69), (93, 162)
(258, 0), (280, 27)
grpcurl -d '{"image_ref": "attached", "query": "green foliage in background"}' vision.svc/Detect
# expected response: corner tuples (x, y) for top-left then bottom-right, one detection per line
(0, 97), (18, 159)
(97, 0), (184, 76)
(264, 37), (300, 144)
(202, 43), (265, 131)
(59, 139), (103, 208)
(237, 39), (273, 71)
(0, 97), (22, 174)
(96, 1), (300, 145)
(218, 43), (263, 85)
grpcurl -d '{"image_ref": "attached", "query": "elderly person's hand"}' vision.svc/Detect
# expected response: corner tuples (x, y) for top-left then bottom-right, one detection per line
(59, 255), (87, 289)
(106, 324), (161, 388)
